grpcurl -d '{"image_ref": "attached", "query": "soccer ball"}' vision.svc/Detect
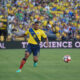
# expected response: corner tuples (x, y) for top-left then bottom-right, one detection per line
(63, 55), (71, 63)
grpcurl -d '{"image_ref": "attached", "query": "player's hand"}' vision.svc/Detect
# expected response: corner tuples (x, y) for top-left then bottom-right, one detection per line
(46, 43), (49, 48)
(45, 38), (49, 48)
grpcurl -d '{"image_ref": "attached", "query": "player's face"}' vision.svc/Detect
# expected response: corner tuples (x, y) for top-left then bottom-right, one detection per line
(34, 23), (39, 30)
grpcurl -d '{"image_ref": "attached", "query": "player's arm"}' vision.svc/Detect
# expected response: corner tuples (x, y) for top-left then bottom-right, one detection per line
(15, 34), (26, 38)
(45, 37), (49, 47)
(15, 29), (29, 38)
(41, 31), (49, 47)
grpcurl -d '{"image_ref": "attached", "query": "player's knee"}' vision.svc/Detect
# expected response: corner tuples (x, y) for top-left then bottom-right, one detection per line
(23, 58), (27, 61)
(33, 56), (38, 62)
(25, 52), (30, 58)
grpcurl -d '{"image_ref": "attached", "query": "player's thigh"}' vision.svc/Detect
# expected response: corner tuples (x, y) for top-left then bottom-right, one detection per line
(33, 45), (40, 57)
(32, 45), (40, 61)
(25, 44), (32, 57)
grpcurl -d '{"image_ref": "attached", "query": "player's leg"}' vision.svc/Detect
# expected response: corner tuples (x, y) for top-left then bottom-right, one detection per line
(16, 44), (32, 72)
(16, 52), (30, 72)
(33, 56), (38, 67)
(19, 52), (30, 70)
(33, 45), (40, 67)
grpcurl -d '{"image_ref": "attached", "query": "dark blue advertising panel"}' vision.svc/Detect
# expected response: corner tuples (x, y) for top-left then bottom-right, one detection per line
(0, 41), (80, 49)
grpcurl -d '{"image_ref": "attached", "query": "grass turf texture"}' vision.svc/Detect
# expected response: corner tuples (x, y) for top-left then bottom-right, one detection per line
(0, 49), (80, 80)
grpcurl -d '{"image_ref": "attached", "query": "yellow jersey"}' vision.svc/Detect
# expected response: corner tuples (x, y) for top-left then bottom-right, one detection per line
(25, 28), (47, 45)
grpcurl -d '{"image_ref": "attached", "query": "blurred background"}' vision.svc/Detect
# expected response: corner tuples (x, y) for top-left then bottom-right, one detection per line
(0, 0), (80, 41)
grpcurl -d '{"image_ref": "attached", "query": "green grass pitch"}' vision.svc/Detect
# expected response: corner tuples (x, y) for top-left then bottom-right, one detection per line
(0, 49), (80, 80)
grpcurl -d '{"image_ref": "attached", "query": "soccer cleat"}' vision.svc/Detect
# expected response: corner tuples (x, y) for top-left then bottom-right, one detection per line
(16, 69), (21, 72)
(33, 62), (38, 67)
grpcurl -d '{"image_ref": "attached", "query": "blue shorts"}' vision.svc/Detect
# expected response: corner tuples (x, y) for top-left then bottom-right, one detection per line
(25, 44), (40, 56)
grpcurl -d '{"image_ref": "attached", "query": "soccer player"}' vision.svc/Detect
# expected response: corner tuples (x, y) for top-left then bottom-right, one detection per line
(16, 21), (48, 72)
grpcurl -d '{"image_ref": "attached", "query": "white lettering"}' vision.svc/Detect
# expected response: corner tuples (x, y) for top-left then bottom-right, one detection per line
(68, 42), (72, 48)
(49, 42), (52, 48)
(52, 42), (56, 48)
(22, 42), (27, 48)
(62, 42), (67, 48)
(56, 42), (62, 48)
(75, 42), (80, 48)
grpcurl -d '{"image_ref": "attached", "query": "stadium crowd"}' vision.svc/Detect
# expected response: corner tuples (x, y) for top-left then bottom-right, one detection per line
(0, 0), (80, 41)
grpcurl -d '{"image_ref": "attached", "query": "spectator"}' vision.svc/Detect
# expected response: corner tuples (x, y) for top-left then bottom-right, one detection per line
(4, 0), (80, 41)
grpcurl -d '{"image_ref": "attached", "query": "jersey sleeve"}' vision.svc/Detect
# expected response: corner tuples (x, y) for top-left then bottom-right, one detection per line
(41, 30), (47, 38)
(25, 29), (29, 35)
